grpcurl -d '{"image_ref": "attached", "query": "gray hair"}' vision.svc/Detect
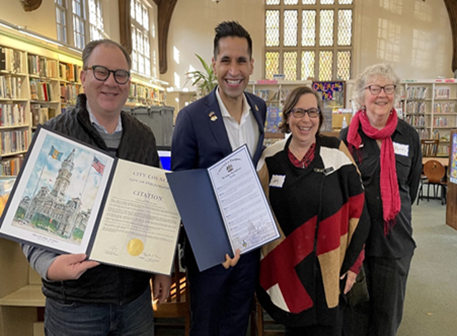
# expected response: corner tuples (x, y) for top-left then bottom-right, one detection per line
(82, 39), (132, 71)
(352, 63), (401, 110)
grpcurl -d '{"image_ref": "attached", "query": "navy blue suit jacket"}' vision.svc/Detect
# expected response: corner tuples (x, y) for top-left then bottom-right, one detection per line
(171, 88), (266, 171)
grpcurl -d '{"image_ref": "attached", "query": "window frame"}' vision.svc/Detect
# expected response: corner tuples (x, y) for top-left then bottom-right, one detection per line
(55, 0), (105, 50)
(130, 0), (152, 77)
(264, 0), (354, 81)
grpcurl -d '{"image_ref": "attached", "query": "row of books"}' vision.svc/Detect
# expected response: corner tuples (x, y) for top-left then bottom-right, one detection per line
(129, 84), (166, 104)
(434, 102), (456, 113)
(0, 130), (29, 154)
(433, 117), (450, 127)
(406, 101), (426, 114)
(28, 55), (59, 78)
(0, 104), (27, 126)
(434, 88), (451, 99)
(0, 155), (24, 176)
(30, 79), (55, 101)
(60, 83), (83, 104)
(0, 76), (22, 99)
(416, 128), (429, 140)
(0, 47), (24, 73)
(60, 63), (81, 82)
(406, 86), (428, 100)
(405, 115), (426, 127)
(30, 104), (57, 127)
(254, 89), (292, 103)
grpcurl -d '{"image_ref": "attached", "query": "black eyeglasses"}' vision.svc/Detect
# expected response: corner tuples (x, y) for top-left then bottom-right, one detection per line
(85, 65), (130, 84)
(289, 107), (320, 119)
(365, 84), (396, 95)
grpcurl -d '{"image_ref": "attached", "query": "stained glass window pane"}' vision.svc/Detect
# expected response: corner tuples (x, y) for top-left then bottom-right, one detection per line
(285, 0), (299, 4)
(339, 0), (353, 4)
(301, 51), (315, 80)
(320, 0), (334, 4)
(337, 51), (351, 80)
(338, 10), (352, 46)
(266, 10), (280, 47)
(283, 52), (297, 80)
(319, 51), (333, 80)
(284, 10), (298, 47)
(302, 0), (316, 4)
(302, 10), (316, 46)
(320, 10), (334, 46)
(265, 52), (280, 80)
(266, 0), (280, 4)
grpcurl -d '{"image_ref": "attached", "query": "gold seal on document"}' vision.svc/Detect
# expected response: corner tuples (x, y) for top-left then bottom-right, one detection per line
(127, 238), (144, 256)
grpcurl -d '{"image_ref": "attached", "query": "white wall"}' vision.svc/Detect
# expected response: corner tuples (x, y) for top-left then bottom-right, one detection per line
(163, 0), (453, 89)
(0, 0), (58, 38)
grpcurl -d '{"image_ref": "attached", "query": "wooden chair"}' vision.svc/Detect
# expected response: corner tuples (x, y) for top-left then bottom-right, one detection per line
(417, 159), (447, 205)
(421, 139), (439, 157)
(252, 297), (285, 336)
(152, 251), (190, 336)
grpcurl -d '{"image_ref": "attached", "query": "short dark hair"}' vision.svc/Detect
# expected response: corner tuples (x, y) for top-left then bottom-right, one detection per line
(279, 86), (324, 135)
(213, 21), (252, 59)
(82, 39), (132, 70)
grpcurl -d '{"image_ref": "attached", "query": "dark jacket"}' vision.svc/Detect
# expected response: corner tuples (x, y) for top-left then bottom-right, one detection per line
(42, 94), (160, 304)
(340, 119), (422, 258)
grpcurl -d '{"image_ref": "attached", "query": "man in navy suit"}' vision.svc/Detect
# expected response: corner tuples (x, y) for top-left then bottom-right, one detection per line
(171, 21), (266, 336)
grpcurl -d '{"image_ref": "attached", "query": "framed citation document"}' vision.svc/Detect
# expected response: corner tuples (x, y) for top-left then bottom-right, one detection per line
(0, 126), (181, 275)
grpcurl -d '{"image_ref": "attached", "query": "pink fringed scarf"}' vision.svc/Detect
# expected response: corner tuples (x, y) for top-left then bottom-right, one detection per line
(347, 109), (401, 235)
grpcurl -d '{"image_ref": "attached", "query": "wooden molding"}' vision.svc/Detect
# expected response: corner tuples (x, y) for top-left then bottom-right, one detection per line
(19, 0), (42, 12)
(118, 0), (132, 54)
(444, 0), (457, 72)
(153, 0), (179, 74)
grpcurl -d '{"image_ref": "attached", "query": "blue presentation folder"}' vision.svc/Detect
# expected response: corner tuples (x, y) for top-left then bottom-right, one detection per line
(166, 169), (232, 272)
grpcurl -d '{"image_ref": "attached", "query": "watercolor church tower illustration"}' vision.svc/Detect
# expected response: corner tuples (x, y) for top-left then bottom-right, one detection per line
(22, 149), (89, 239)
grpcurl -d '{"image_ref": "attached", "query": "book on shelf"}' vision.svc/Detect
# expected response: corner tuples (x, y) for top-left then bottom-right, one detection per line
(0, 103), (26, 126)
(29, 78), (38, 100)
(0, 129), (29, 154)
(0, 47), (24, 73)
(265, 106), (282, 133)
(0, 76), (22, 99)
(0, 156), (24, 176)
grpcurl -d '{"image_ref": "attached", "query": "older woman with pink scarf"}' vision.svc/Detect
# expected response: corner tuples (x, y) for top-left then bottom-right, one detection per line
(340, 63), (422, 336)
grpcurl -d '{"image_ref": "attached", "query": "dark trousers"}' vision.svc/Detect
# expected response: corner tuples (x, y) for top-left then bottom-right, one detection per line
(343, 252), (413, 336)
(44, 288), (154, 336)
(286, 306), (343, 336)
(187, 249), (259, 336)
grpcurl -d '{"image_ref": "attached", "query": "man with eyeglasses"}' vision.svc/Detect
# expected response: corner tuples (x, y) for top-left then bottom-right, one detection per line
(22, 39), (171, 336)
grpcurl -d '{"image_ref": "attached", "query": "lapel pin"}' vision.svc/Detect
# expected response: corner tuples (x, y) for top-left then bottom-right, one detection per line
(209, 111), (218, 122)
(255, 105), (259, 111)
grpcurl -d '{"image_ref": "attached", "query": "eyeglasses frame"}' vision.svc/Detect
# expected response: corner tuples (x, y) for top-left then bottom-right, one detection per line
(365, 84), (396, 95)
(84, 65), (130, 85)
(289, 107), (321, 119)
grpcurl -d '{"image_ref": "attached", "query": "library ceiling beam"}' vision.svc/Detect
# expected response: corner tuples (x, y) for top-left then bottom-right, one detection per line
(444, 0), (457, 72)
(153, 0), (179, 74)
(19, 0), (42, 11)
(118, 0), (132, 54)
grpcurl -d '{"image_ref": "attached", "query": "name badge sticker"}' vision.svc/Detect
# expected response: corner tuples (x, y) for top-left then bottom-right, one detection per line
(393, 142), (409, 157)
(270, 175), (286, 188)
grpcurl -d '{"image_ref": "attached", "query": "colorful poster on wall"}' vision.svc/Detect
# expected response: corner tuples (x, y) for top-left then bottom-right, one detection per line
(450, 132), (457, 184)
(312, 81), (345, 110)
